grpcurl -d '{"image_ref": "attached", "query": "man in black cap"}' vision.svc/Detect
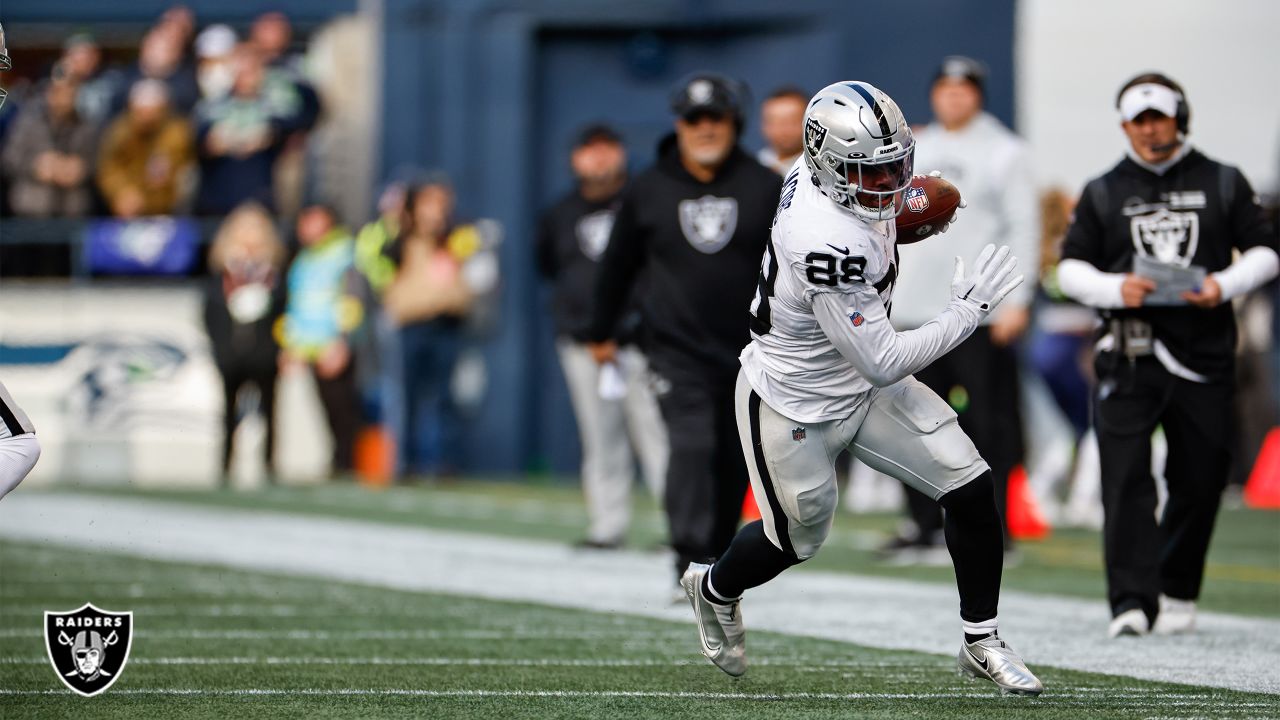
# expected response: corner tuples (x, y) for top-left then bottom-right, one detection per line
(537, 124), (669, 550)
(588, 72), (782, 594)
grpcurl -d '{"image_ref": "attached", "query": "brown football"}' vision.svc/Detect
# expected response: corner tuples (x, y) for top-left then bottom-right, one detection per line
(895, 175), (962, 244)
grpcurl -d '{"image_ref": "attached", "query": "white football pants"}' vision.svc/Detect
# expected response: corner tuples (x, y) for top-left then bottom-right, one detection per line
(735, 368), (988, 560)
(557, 341), (668, 544)
(0, 433), (40, 501)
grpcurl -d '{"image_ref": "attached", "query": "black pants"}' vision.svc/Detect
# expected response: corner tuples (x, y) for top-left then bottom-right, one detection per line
(312, 360), (360, 474)
(903, 327), (1023, 545)
(658, 370), (749, 580)
(1094, 355), (1232, 621)
(218, 363), (278, 477)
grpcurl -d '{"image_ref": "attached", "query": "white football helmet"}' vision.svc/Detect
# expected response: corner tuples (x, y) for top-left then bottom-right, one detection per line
(0, 23), (10, 110)
(802, 81), (914, 221)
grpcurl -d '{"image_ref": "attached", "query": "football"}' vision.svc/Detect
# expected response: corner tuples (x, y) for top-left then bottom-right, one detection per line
(895, 175), (963, 244)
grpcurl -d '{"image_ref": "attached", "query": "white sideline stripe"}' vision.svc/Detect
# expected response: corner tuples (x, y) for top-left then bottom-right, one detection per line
(2, 493), (1278, 694)
(0, 688), (1262, 702)
(0, 628), (686, 640)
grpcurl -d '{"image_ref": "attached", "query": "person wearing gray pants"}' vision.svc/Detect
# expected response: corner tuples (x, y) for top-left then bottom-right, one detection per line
(537, 124), (668, 548)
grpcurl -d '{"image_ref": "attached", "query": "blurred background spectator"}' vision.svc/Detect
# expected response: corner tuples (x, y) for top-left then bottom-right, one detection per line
(537, 124), (668, 549)
(280, 203), (363, 478)
(2, 76), (96, 217)
(54, 33), (123, 126)
(194, 47), (284, 216)
(111, 25), (198, 118)
(203, 201), (287, 485)
(885, 56), (1041, 559)
(755, 86), (807, 176)
(382, 178), (476, 480)
(96, 78), (194, 218)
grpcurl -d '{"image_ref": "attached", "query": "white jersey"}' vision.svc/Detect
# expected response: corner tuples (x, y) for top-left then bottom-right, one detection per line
(741, 160), (899, 422)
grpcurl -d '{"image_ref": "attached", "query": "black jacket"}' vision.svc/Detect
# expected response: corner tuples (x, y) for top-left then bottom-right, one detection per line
(588, 135), (782, 379)
(1062, 149), (1276, 380)
(203, 270), (287, 376)
(536, 187), (640, 343)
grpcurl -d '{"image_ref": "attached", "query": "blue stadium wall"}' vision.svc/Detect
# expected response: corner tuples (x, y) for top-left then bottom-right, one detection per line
(4, 0), (1018, 477)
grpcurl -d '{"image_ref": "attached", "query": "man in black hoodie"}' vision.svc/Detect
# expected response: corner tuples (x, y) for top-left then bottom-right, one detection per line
(588, 73), (783, 590)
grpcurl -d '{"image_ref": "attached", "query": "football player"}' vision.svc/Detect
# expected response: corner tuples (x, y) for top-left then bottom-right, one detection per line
(680, 81), (1043, 696)
(0, 380), (40, 501)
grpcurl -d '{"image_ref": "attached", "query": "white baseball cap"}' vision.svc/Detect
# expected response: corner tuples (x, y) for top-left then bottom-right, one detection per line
(1118, 83), (1180, 121)
(196, 24), (237, 60)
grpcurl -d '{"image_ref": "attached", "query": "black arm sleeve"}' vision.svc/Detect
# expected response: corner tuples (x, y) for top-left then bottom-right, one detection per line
(586, 192), (645, 343)
(534, 211), (557, 280)
(1060, 179), (1106, 267)
(1227, 169), (1279, 253)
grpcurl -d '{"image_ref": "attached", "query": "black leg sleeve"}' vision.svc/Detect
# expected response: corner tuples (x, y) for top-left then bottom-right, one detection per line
(940, 471), (1003, 624)
(707, 520), (802, 599)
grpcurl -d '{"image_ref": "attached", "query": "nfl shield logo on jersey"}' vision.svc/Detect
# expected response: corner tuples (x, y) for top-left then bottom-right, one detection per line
(792, 426), (807, 442)
(44, 603), (134, 697)
(678, 195), (738, 254)
(848, 312), (865, 327)
(905, 186), (930, 213)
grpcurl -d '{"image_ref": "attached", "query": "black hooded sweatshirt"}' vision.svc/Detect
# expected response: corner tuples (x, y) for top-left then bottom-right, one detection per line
(588, 134), (782, 382)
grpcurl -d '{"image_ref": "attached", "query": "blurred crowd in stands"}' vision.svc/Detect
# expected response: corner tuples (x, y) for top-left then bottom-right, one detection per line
(0, 8), (317, 224)
(0, 7), (499, 484)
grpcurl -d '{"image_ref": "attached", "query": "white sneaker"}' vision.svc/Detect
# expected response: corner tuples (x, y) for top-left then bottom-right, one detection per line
(680, 562), (746, 677)
(1152, 595), (1196, 635)
(1108, 608), (1150, 638)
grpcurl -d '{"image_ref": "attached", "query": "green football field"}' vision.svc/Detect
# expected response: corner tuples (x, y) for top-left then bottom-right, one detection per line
(1, 480), (1278, 719)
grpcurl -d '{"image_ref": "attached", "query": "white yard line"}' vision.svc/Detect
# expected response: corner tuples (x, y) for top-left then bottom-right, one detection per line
(1, 493), (1278, 694)
(0, 688), (1264, 703)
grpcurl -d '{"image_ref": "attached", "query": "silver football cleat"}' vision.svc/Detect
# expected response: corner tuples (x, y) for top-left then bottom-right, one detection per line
(680, 562), (746, 677)
(957, 634), (1044, 696)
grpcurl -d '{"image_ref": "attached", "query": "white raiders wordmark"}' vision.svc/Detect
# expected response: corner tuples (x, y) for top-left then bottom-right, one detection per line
(679, 195), (738, 254)
(44, 603), (134, 697)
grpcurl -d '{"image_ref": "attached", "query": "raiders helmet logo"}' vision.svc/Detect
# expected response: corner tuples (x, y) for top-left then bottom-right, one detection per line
(1130, 208), (1199, 268)
(804, 117), (828, 157)
(575, 209), (616, 261)
(45, 603), (134, 697)
(678, 195), (738, 254)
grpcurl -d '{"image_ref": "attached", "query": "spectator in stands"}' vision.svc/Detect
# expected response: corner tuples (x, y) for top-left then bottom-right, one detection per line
(194, 47), (285, 215)
(536, 124), (668, 548)
(157, 5), (197, 55)
(194, 24), (238, 103)
(2, 76), (96, 217)
(381, 178), (479, 479)
(203, 202), (287, 485)
(247, 11), (322, 219)
(96, 79), (195, 218)
(112, 26), (199, 117)
(756, 86), (807, 175)
(355, 181), (409, 451)
(280, 203), (363, 477)
(55, 33), (122, 126)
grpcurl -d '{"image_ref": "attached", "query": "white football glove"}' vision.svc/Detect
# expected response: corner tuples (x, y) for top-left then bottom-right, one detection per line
(951, 243), (1023, 314)
(924, 170), (966, 234)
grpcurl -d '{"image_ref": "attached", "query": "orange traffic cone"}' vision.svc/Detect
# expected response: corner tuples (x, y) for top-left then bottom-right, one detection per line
(1006, 465), (1051, 540)
(354, 425), (395, 487)
(741, 485), (762, 522)
(1244, 427), (1280, 510)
